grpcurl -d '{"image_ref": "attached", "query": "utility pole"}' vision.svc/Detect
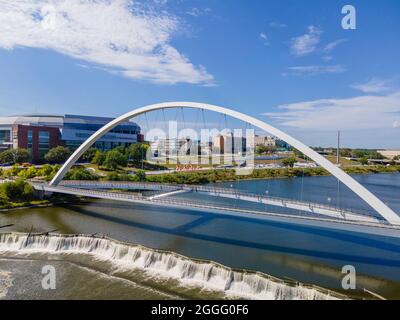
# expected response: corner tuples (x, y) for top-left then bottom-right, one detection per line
(337, 130), (340, 165)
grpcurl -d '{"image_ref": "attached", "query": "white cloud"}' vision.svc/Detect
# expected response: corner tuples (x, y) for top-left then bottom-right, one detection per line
(351, 78), (392, 93)
(264, 92), (400, 131)
(269, 21), (287, 28)
(0, 0), (214, 85)
(323, 39), (347, 53)
(290, 25), (322, 56)
(186, 7), (211, 17)
(322, 56), (333, 61)
(393, 120), (400, 128)
(286, 65), (346, 76)
(259, 32), (269, 45)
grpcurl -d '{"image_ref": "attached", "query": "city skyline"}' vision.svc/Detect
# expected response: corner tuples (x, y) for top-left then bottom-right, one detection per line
(0, 0), (399, 148)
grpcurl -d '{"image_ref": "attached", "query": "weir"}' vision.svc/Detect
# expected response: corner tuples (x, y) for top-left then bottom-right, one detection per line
(0, 233), (344, 300)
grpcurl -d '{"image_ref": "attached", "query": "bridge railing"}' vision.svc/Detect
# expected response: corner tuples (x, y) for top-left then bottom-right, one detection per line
(57, 180), (379, 220)
(184, 185), (379, 220)
(39, 183), (385, 225)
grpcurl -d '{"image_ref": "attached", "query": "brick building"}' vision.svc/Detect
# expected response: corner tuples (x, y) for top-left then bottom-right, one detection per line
(0, 114), (142, 163)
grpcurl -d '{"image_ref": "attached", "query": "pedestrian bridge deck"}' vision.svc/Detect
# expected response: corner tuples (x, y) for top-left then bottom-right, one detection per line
(32, 180), (382, 225)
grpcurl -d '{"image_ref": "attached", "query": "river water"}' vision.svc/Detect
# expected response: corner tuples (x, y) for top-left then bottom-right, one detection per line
(0, 173), (400, 299)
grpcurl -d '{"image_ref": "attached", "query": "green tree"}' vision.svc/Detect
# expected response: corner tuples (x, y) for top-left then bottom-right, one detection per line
(367, 151), (385, 160)
(18, 166), (38, 179)
(256, 145), (275, 155)
(106, 171), (121, 181)
(113, 145), (126, 155)
(65, 168), (99, 180)
(135, 169), (146, 182)
(359, 157), (369, 165)
(103, 150), (127, 170)
(126, 143), (149, 166)
(393, 155), (400, 161)
(0, 148), (31, 164)
(81, 147), (98, 163)
(38, 164), (54, 177)
(91, 150), (106, 166)
(281, 157), (297, 168)
(352, 150), (367, 159)
(44, 146), (72, 164)
(339, 148), (352, 157)
(0, 179), (35, 201)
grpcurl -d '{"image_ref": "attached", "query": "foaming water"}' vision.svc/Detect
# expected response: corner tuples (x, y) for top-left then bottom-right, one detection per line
(0, 233), (342, 300)
(0, 270), (13, 299)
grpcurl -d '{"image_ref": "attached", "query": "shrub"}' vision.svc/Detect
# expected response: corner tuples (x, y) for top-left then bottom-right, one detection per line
(44, 146), (72, 164)
(17, 166), (38, 179)
(281, 157), (297, 168)
(65, 168), (99, 181)
(135, 169), (146, 182)
(0, 179), (35, 202)
(106, 171), (121, 181)
(0, 148), (31, 164)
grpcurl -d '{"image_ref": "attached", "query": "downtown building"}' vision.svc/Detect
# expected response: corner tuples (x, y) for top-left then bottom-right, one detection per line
(0, 114), (142, 162)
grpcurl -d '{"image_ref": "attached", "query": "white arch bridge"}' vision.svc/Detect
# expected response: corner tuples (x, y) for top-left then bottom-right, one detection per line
(37, 102), (400, 233)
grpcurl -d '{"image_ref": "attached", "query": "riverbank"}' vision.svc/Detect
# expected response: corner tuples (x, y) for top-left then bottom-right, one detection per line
(0, 197), (86, 212)
(144, 165), (400, 185)
(0, 179), (85, 211)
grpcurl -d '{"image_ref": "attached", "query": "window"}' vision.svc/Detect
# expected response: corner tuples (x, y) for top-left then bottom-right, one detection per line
(0, 130), (11, 144)
(38, 131), (50, 157)
(27, 130), (33, 154)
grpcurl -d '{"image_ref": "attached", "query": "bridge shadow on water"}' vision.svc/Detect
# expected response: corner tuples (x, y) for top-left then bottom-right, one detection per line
(65, 202), (400, 268)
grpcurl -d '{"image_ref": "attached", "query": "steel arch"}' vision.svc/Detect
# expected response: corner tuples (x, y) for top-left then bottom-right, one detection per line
(50, 102), (400, 225)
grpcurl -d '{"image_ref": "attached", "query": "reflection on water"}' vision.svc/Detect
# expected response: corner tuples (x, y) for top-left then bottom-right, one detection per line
(0, 173), (400, 299)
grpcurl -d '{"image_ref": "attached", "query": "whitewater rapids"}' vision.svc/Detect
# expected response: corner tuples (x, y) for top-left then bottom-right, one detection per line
(0, 233), (343, 300)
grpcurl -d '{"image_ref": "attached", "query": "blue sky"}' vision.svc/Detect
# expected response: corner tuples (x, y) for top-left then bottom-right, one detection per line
(0, 0), (399, 148)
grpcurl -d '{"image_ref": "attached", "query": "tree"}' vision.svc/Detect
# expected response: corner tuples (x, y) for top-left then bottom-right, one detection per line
(44, 146), (72, 164)
(281, 157), (296, 168)
(65, 168), (98, 180)
(126, 143), (149, 166)
(368, 151), (385, 160)
(81, 147), (98, 163)
(18, 166), (38, 179)
(135, 169), (146, 182)
(91, 150), (106, 166)
(0, 179), (35, 201)
(0, 148), (31, 164)
(359, 157), (369, 165)
(103, 150), (127, 170)
(394, 155), (400, 161)
(339, 148), (352, 157)
(352, 150), (366, 159)
(256, 145), (275, 155)
(38, 164), (54, 177)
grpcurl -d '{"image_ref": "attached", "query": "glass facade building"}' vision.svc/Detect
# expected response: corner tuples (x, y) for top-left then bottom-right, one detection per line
(0, 114), (142, 162)
(61, 114), (141, 151)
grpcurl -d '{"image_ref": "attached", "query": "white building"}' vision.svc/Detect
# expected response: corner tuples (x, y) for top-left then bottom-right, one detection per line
(254, 135), (276, 147)
(378, 150), (400, 160)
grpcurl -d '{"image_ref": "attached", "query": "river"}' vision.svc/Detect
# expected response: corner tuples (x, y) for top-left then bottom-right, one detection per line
(1, 173), (400, 299)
